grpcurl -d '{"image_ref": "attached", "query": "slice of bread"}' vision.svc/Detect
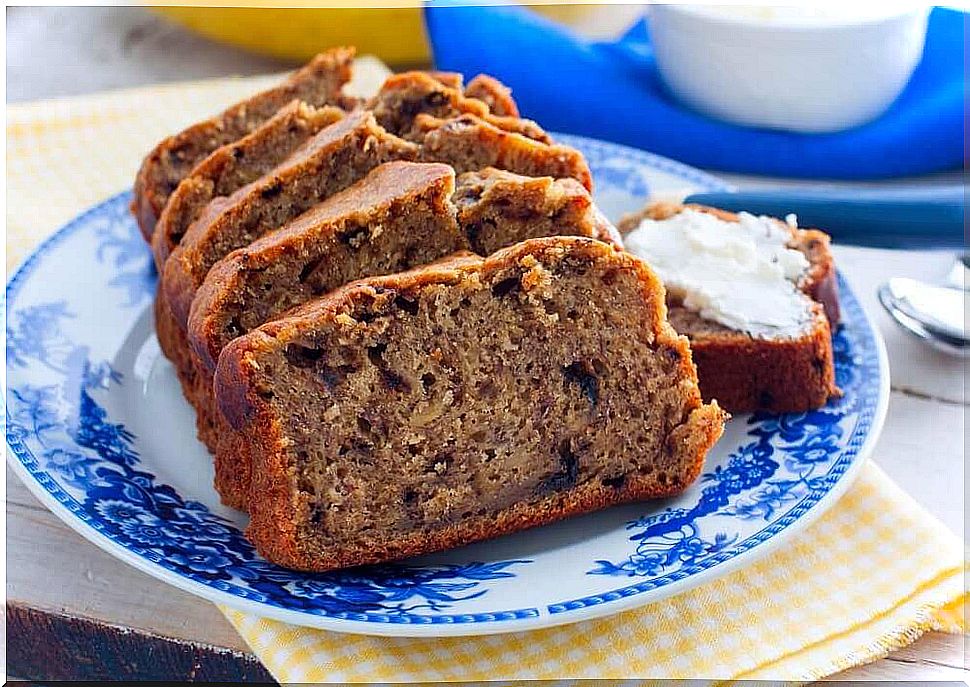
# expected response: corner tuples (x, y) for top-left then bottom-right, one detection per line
(618, 202), (840, 413)
(214, 237), (725, 571)
(184, 162), (616, 510)
(151, 102), (345, 270)
(454, 168), (612, 255)
(132, 47), (354, 241)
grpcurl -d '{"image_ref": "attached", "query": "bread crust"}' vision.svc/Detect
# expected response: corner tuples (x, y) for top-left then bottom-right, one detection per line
(618, 202), (840, 413)
(368, 71), (545, 142)
(416, 113), (593, 191)
(132, 48), (354, 241)
(465, 74), (520, 117)
(215, 237), (725, 571)
(669, 304), (837, 413)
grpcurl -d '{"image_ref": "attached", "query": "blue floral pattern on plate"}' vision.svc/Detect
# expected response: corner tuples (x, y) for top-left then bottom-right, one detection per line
(3, 136), (887, 636)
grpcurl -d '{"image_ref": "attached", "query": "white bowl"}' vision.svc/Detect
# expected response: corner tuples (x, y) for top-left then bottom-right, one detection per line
(648, 4), (930, 133)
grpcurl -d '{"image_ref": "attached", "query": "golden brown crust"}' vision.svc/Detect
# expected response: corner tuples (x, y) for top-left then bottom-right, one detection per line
(670, 304), (839, 413)
(150, 102), (345, 271)
(465, 74), (520, 117)
(158, 290), (253, 508)
(427, 71), (464, 90)
(617, 201), (840, 413)
(154, 292), (222, 448)
(416, 113), (593, 192)
(215, 237), (725, 570)
(368, 71), (547, 143)
(132, 48), (354, 241)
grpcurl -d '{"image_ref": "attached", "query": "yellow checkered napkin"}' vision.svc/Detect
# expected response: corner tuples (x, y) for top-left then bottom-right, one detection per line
(7, 73), (966, 683)
(222, 463), (964, 682)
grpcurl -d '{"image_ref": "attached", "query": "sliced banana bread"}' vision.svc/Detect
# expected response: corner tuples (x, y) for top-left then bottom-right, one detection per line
(132, 47), (354, 241)
(164, 111), (595, 330)
(190, 164), (613, 373)
(214, 237), (726, 571)
(189, 162), (464, 373)
(151, 102), (345, 270)
(162, 110), (419, 328)
(454, 167), (613, 255)
(620, 202), (840, 413)
(187, 162), (617, 509)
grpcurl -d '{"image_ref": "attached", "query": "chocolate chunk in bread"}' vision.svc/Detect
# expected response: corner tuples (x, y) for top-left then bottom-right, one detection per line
(151, 102), (345, 270)
(416, 114), (593, 191)
(132, 47), (354, 241)
(162, 110), (419, 328)
(368, 71), (548, 143)
(214, 237), (725, 571)
(618, 202), (840, 413)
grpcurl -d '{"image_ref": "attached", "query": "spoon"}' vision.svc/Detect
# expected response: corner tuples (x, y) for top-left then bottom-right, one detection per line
(878, 256), (969, 357)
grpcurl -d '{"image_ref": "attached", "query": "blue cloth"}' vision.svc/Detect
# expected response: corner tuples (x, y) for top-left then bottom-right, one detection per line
(424, 5), (966, 179)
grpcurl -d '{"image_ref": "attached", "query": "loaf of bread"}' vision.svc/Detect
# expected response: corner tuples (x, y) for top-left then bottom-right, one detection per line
(184, 162), (615, 509)
(214, 237), (725, 571)
(138, 55), (728, 571)
(133, 47), (354, 241)
(619, 202), (840, 413)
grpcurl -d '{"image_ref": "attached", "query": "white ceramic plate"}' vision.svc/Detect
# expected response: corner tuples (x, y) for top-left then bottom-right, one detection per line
(4, 135), (889, 637)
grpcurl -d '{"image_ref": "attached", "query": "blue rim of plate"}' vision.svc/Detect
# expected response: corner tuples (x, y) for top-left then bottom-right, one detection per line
(4, 134), (888, 636)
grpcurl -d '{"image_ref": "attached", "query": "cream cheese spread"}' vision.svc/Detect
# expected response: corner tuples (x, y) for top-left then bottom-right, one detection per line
(624, 208), (813, 337)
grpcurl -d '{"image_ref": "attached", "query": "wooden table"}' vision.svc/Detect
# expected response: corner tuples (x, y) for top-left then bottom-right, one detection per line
(6, 6), (967, 683)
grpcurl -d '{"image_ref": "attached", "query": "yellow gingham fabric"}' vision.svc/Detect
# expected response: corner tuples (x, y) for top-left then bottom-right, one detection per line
(7, 71), (966, 683)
